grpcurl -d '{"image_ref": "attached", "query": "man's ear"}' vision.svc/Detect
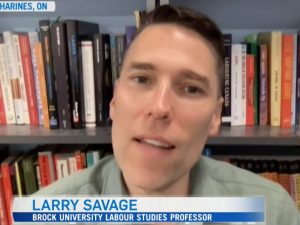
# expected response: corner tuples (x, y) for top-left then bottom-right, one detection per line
(208, 97), (224, 136)
(109, 80), (119, 121)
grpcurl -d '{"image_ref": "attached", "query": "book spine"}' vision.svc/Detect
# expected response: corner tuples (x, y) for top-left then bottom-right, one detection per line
(3, 32), (25, 125)
(115, 34), (126, 79)
(281, 34), (293, 128)
(125, 26), (137, 47)
(296, 34), (300, 127)
(246, 55), (255, 125)
(0, 76), (6, 124)
(38, 154), (51, 187)
(110, 34), (118, 87)
(270, 31), (282, 126)
(66, 21), (83, 128)
(93, 34), (104, 126)
(81, 41), (96, 128)
(0, 173), (8, 225)
(50, 22), (73, 129)
(19, 33), (39, 126)
(222, 34), (231, 125)
(39, 20), (59, 128)
(12, 34), (30, 124)
(28, 31), (44, 126)
(291, 34), (297, 126)
(241, 44), (247, 125)
(0, 44), (16, 124)
(35, 42), (50, 128)
(22, 157), (38, 195)
(102, 34), (113, 125)
(1, 162), (13, 225)
(259, 45), (269, 125)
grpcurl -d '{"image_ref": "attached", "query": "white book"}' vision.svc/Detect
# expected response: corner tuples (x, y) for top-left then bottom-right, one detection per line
(291, 33), (297, 126)
(68, 156), (77, 174)
(231, 44), (246, 126)
(12, 34), (30, 124)
(28, 31), (44, 126)
(81, 41), (96, 128)
(56, 158), (69, 180)
(3, 31), (25, 124)
(0, 44), (16, 124)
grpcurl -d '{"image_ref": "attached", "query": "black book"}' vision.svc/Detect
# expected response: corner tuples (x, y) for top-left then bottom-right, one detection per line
(50, 21), (73, 129)
(93, 34), (104, 126)
(222, 34), (232, 126)
(39, 20), (59, 129)
(65, 20), (99, 128)
(101, 34), (113, 126)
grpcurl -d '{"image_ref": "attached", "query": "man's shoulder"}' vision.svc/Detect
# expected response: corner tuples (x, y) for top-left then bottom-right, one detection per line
(194, 156), (287, 196)
(33, 155), (118, 196)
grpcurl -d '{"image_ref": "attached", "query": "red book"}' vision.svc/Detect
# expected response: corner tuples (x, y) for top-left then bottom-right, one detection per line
(38, 152), (56, 187)
(246, 55), (255, 125)
(18, 33), (39, 126)
(0, 173), (8, 225)
(281, 34), (294, 128)
(0, 80), (6, 124)
(75, 150), (84, 170)
(1, 156), (18, 225)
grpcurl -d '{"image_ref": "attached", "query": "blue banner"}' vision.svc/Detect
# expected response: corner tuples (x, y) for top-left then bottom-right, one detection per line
(13, 212), (265, 223)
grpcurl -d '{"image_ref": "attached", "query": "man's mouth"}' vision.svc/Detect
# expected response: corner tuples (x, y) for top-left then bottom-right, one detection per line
(134, 138), (175, 150)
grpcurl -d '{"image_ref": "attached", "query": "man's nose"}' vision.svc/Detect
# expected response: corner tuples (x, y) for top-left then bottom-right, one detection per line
(146, 84), (172, 121)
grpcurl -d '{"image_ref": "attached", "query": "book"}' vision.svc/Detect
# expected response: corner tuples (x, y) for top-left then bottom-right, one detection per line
(222, 34), (232, 125)
(50, 21), (73, 129)
(259, 44), (269, 125)
(245, 34), (259, 125)
(12, 34), (30, 124)
(28, 31), (44, 126)
(81, 40), (96, 128)
(39, 20), (59, 128)
(18, 33), (39, 126)
(3, 31), (26, 125)
(0, 43), (15, 124)
(65, 20), (99, 128)
(281, 34), (294, 128)
(34, 42), (50, 128)
(258, 32), (282, 127)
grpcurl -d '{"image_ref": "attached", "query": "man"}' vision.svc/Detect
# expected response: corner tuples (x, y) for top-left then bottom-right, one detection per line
(32, 5), (298, 225)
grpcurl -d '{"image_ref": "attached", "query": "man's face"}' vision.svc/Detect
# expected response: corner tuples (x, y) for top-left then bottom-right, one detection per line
(110, 24), (223, 194)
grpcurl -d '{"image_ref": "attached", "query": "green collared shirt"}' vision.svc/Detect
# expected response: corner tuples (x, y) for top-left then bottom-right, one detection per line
(27, 156), (299, 225)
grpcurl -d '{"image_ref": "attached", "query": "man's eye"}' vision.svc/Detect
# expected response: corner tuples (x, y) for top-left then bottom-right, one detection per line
(183, 86), (202, 94)
(133, 76), (150, 84)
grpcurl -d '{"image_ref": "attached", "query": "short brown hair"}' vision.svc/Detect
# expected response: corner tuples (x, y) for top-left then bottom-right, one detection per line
(134, 5), (224, 97)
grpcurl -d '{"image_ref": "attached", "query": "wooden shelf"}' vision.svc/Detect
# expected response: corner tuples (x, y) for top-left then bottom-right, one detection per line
(0, 125), (299, 145)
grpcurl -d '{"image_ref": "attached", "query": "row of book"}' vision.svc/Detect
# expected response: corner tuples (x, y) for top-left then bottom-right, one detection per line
(0, 144), (113, 225)
(221, 32), (300, 128)
(0, 18), (138, 129)
(223, 157), (300, 211)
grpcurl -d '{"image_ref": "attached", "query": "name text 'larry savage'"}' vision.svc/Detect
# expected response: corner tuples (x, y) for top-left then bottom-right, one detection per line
(32, 199), (138, 211)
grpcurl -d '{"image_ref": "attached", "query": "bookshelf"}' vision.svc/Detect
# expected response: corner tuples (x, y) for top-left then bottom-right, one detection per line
(0, 0), (300, 147)
(0, 125), (299, 146)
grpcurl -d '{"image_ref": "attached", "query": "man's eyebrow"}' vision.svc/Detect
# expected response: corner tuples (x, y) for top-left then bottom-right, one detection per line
(128, 62), (156, 71)
(178, 69), (210, 86)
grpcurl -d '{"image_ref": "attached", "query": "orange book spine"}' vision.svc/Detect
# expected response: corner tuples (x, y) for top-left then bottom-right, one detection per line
(35, 42), (50, 128)
(246, 55), (255, 125)
(1, 163), (13, 225)
(18, 33), (39, 125)
(0, 173), (8, 225)
(281, 34), (294, 128)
